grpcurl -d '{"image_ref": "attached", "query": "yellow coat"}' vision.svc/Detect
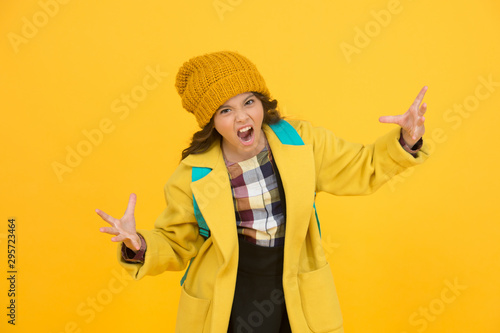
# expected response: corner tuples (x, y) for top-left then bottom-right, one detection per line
(118, 119), (429, 332)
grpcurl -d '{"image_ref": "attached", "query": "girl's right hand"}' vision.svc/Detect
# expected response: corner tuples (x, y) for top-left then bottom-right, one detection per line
(96, 193), (141, 251)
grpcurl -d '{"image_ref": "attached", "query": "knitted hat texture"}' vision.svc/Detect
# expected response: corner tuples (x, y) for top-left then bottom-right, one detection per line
(175, 51), (271, 128)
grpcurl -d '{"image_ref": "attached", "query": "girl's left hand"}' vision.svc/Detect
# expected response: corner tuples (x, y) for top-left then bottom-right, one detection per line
(379, 86), (428, 147)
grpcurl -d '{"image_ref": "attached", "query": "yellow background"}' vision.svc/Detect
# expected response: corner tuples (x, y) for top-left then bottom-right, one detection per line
(1, 0), (499, 332)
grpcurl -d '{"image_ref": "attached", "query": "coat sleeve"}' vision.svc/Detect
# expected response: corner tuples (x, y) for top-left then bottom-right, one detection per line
(117, 163), (205, 280)
(291, 119), (430, 196)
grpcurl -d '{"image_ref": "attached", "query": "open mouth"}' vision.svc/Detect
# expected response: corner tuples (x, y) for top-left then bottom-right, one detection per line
(237, 126), (254, 144)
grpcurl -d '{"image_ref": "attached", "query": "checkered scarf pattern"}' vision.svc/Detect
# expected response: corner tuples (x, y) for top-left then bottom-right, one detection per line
(225, 144), (286, 247)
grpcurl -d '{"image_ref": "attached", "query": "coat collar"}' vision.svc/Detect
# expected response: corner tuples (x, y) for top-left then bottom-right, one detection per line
(182, 123), (316, 268)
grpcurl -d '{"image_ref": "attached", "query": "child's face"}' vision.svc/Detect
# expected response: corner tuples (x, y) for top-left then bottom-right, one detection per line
(213, 92), (265, 162)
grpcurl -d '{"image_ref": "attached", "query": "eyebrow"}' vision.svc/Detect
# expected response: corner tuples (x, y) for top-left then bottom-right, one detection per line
(217, 93), (255, 111)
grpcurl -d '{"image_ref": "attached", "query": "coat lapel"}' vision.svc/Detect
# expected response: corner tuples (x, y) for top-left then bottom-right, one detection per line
(183, 140), (238, 262)
(263, 124), (316, 271)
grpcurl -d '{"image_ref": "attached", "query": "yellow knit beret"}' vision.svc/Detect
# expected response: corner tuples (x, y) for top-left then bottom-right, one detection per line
(175, 51), (271, 128)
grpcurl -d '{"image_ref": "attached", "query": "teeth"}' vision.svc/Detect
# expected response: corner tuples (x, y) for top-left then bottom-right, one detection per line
(239, 126), (251, 133)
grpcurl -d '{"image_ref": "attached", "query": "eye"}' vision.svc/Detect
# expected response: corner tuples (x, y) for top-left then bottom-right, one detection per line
(219, 108), (230, 114)
(245, 99), (254, 105)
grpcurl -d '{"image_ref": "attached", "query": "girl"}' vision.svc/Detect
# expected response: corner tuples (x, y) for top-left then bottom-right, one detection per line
(96, 51), (429, 333)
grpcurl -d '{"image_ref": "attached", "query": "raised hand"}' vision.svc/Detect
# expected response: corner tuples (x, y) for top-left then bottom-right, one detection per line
(96, 193), (141, 251)
(379, 86), (428, 147)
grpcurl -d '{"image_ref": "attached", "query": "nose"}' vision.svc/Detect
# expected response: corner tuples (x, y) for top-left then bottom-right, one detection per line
(234, 108), (249, 122)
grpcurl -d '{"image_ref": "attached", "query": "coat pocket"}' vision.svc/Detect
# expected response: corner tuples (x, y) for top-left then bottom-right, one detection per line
(298, 263), (343, 333)
(175, 285), (211, 333)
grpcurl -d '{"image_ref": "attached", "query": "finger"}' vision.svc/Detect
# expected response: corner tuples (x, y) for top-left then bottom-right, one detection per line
(99, 227), (119, 236)
(379, 115), (402, 125)
(417, 116), (426, 126)
(130, 238), (141, 251)
(419, 102), (427, 116)
(111, 234), (128, 243)
(95, 209), (117, 226)
(412, 86), (428, 108)
(124, 193), (137, 217)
